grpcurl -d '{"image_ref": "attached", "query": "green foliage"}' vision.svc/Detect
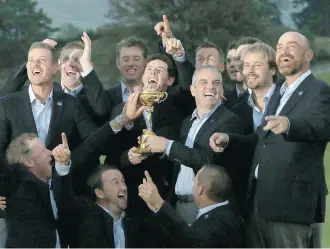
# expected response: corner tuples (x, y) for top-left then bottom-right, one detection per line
(0, 0), (56, 69)
(292, 0), (330, 36)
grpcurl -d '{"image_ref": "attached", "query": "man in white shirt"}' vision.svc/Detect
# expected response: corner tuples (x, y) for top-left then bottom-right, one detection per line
(138, 164), (244, 248)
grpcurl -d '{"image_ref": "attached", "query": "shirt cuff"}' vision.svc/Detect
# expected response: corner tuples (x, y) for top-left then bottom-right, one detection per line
(55, 160), (71, 176)
(286, 117), (290, 134)
(80, 68), (93, 77)
(125, 122), (134, 131)
(165, 140), (174, 156)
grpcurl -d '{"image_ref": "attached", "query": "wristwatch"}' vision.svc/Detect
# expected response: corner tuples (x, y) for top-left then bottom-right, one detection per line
(115, 114), (124, 126)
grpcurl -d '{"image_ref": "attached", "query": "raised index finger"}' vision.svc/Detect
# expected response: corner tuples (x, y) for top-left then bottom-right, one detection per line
(163, 15), (170, 29)
(144, 171), (153, 183)
(61, 133), (69, 148)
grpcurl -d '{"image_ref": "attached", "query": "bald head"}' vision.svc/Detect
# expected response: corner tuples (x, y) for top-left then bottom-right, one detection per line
(277, 31), (311, 50)
(276, 31), (313, 77)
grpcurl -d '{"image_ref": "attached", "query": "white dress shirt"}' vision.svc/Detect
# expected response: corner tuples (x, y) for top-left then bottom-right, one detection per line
(248, 84), (276, 130)
(121, 81), (132, 102)
(48, 161), (71, 248)
(196, 200), (229, 219)
(276, 70), (311, 115)
(97, 204), (126, 248)
(28, 85), (53, 144)
(166, 102), (221, 195)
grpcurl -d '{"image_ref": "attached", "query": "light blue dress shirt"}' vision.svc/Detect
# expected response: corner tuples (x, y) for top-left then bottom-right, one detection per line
(28, 85), (53, 144)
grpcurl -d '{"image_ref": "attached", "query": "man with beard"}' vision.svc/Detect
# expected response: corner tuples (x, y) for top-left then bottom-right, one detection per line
(243, 42), (278, 130)
(209, 31), (330, 248)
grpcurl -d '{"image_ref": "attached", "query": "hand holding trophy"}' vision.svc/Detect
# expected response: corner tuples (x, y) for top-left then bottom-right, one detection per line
(135, 90), (168, 155)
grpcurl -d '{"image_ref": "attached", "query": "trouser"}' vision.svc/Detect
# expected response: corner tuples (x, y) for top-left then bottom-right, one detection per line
(246, 196), (312, 248)
(309, 223), (322, 248)
(175, 200), (198, 226)
(0, 218), (7, 247)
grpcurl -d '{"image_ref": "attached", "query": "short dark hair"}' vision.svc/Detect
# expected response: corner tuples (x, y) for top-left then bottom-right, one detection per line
(227, 40), (238, 51)
(236, 37), (262, 48)
(87, 164), (119, 197)
(147, 53), (176, 78)
(116, 36), (149, 59)
(196, 40), (225, 64)
(197, 164), (232, 202)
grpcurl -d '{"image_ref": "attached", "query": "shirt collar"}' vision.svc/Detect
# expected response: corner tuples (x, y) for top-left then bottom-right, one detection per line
(61, 83), (83, 96)
(280, 70), (311, 96)
(28, 84), (53, 104)
(248, 83), (276, 108)
(121, 80), (132, 96)
(190, 101), (221, 121)
(236, 86), (244, 97)
(197, 200), (229, 219)
(97, 203), (126, 221)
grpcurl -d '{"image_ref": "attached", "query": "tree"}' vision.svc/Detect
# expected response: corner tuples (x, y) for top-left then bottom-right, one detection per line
(57, 23), (82, 40)
(0, 0), (56, 69)
(107, 0), (279, 55)
(292, 0), (330, 36)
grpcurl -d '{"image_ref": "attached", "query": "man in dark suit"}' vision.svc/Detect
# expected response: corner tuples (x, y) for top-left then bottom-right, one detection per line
(4, 132), (72, 247)
(144, 65), (250, 223)
(107, 54), (184, 217)
(76, 165), (166, 248)
(210, 32), (330, 248)
(138, 166), (244, 248)
(0, 40), (149, 200)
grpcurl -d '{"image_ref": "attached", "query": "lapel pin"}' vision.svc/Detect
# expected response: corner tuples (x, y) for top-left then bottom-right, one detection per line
(57, 101), (62, 106)
(298, 91), (303, 96)
(204, 214), (209, 219)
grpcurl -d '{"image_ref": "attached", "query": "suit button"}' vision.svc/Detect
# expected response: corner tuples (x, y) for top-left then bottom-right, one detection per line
(263, 144), (267, 148)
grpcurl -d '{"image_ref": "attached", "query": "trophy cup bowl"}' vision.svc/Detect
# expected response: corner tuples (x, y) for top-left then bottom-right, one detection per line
(135, 90), (168, 155)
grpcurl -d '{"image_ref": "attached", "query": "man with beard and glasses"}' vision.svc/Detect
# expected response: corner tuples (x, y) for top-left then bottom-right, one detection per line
(209, 31), (330, 248)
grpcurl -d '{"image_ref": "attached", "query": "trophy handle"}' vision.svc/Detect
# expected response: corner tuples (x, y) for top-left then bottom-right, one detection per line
(157, 92), (168, 103)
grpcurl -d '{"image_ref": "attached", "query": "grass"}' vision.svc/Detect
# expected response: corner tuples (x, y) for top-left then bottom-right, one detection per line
(318, 72), (330, 247)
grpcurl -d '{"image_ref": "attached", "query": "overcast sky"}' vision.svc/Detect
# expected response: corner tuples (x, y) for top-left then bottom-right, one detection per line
(36, 0), (109, 30)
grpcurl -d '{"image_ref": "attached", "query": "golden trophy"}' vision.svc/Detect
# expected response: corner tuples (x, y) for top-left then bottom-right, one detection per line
(135, 90), (168, 155)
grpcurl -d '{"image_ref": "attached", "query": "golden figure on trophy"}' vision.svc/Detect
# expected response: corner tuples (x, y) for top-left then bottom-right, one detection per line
(135, 90), (168, 155)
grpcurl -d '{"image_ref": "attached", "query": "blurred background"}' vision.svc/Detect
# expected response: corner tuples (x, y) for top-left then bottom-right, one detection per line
(0, 0), (329, 246)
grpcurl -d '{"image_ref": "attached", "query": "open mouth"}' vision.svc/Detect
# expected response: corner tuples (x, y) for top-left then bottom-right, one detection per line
(117, 193), (126, 200)
(126, 69), (137, 73)
(65, 70), (77, 77)
(32, 69), (41, 75)
(148, 79), (158, 85)
(204, 93), (215, 98)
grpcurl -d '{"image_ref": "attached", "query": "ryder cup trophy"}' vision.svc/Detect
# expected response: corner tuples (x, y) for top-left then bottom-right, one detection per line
(135, 90), (168, 155)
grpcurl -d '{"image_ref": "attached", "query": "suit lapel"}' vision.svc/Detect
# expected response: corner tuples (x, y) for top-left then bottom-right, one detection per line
(194, 105), (226, 145)
(20, 88), (38, 134)
(110, 84), (123, 106)
(45, 91), (64, 147)
(278, 75), (312, 116)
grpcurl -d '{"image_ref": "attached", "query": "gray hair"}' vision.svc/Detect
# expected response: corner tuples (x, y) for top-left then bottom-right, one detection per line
(6, 133), (38, 164)
(192, 65), (223, 85)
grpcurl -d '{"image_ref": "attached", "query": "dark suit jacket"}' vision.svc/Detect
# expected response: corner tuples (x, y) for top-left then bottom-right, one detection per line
(5, 166), (72, 248)
(107, 97), (182, 216)
(76, 202), (168, 248)
(241, 74), (330, 224)
(155, 202), (243, 248)
(167, 104), (250, 215)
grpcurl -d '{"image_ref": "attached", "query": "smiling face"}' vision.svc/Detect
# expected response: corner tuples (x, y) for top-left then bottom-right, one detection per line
(142, 59), (174, 92)
(243, 51), (275, 90)
(276, 32), (313, 76)
(27, 47), (57, 86)
(190, 67), (223, 110)
(97, 169), (128, 213)
(59, 47), (83, 89)
(116, 46), (147, 83)
(226, 48), (238, 81)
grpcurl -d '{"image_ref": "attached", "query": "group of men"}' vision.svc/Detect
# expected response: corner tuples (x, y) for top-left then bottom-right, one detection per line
(0, 15), (329, 248)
